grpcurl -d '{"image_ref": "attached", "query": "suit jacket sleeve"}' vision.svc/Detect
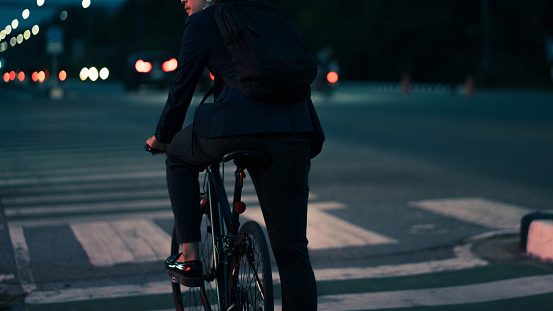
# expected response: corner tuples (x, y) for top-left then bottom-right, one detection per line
(155, 17), (209, 144)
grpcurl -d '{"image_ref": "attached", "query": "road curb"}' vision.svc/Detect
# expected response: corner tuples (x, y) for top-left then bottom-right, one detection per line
(521, 211), (553, 263)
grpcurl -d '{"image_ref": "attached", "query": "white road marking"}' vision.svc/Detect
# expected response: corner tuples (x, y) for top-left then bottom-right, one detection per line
(25, 273), (553, 310)
(315, 274), (553, 310)
(309, 243), (487, 281)
(0, 171), (165, 187)
(7, 224), (36, 293)
(1, 189), (169, 206)
(242, 201), (397, 250)
(0, 274), (15, 282)
(5, 199), (171, 217)
(70, 219), (170, 267)
(409, 197), (530, 230)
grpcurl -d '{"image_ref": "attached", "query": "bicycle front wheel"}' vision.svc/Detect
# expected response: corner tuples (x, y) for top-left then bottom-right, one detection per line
(230, 220), (274, 311)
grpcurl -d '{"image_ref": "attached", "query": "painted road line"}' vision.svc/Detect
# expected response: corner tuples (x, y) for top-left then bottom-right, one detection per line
(5, 199), (171, 218)
(24, 273), (553, 309)
(70, 219), (171, 267)
(7, 224), (36, 293)
(409, 197), (530, 230)
(242, 202), (398, 250)
(1, 189), (170, 206)
(0, 171), (165, 187)
(316, 274), (553, 310)
(309, 243), (487, 281)
(8, 211), (175, 228)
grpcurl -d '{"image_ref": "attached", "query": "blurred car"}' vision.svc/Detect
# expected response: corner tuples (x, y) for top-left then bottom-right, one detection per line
(124, 50), (178, 91)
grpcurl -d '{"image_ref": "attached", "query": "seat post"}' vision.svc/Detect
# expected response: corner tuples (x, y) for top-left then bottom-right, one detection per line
(230, 165), (246, 236)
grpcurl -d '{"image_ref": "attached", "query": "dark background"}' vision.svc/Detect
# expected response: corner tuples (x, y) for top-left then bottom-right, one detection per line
(2, 0), (553, 88)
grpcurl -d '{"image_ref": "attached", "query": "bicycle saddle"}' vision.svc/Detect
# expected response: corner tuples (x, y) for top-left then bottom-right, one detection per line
(223, 150), (268, 168)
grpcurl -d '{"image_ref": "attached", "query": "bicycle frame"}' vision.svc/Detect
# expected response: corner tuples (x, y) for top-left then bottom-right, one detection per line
(203, 162), (245, 310)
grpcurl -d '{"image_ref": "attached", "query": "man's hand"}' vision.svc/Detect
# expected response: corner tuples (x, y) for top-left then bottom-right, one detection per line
(146, 136), (168, 154)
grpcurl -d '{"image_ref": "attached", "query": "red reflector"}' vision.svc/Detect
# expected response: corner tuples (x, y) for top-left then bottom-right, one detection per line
(162, 58), (178, 72)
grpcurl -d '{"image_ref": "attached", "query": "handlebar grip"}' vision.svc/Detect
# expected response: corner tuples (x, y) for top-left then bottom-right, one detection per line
(144, 144), (165, 155)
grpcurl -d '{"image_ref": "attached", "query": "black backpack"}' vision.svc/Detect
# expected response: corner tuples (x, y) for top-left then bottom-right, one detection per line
(208, 0), (317, 102)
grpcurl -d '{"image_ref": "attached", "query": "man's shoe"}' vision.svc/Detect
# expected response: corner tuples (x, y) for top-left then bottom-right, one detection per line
(164, 254), (203, 287)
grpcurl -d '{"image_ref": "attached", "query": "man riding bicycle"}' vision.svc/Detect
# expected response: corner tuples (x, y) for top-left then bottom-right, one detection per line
(146, 1), (324, 310)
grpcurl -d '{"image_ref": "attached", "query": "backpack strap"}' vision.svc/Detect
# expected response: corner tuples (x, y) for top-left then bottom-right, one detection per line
(200, 69), (223, 105)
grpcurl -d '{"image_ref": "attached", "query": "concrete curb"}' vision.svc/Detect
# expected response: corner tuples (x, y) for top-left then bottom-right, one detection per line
(521, 211), (553, 263)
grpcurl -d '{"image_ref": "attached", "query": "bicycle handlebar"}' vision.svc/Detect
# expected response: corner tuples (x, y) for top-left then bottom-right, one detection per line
(144, 144), (166, 155)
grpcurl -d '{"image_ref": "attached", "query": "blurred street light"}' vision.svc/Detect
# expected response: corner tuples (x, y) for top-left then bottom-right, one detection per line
(88, 67), (98, 81)
(99, 67), (109, 80)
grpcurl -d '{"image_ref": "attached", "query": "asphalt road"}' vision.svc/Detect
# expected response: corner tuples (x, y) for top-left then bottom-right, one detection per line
(0, 82), (552, 310)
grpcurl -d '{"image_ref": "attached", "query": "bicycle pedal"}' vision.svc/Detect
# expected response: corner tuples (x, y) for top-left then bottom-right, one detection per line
(226, 303), (236, 311)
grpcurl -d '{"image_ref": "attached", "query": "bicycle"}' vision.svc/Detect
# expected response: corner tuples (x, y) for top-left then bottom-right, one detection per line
(145, 145), (274, 311)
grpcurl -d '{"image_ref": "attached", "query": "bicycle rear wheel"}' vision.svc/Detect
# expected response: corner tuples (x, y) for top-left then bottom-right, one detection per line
(170, 202), (221, 311)
(230, 221), (274, 311)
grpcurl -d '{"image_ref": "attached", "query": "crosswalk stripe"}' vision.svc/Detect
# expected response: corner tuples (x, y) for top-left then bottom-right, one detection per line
(242, 201), (398, 250)
(70, 219), (171, 267)
(24, 273), (553, 309)
(0, 171), (166, 187)
(409, 197), (529, 230)
(5, 199), (171, 218)
(1, 189), (169, 206)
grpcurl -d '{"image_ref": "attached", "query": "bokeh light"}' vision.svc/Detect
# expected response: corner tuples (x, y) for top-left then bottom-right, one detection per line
(88, 67), (98, 81)
(135, 60), (152, 73)
(82, 0), (91, 9)
(99, 67), (109, 80)
(60, 11), (68, 21)
(162, 58), (178, 72)
(22, 9), (30, 19)
(37, 71), (45, 83)
(327, 71), (339, 84)
(79, 67), (89, 81)
(59, 70), (67, 81)
(37, 0), (45, 7)
(32, 25), (39, 35)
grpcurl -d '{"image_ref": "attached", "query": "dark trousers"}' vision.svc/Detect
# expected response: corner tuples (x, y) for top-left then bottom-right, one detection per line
(165, 124), (317, 311)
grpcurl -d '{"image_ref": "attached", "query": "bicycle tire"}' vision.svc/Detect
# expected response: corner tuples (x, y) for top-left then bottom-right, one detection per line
(170, 203), (221, 311)
(229, 220), (274, 311)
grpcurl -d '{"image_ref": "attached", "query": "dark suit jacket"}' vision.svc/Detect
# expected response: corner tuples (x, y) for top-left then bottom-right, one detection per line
(155, 5), (324, 155)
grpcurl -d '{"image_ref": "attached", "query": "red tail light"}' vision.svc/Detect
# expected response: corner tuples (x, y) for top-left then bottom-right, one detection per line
(135, 59), (152, 73)
(327, 71), (339, 84)
(162, 58), (178, 72)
